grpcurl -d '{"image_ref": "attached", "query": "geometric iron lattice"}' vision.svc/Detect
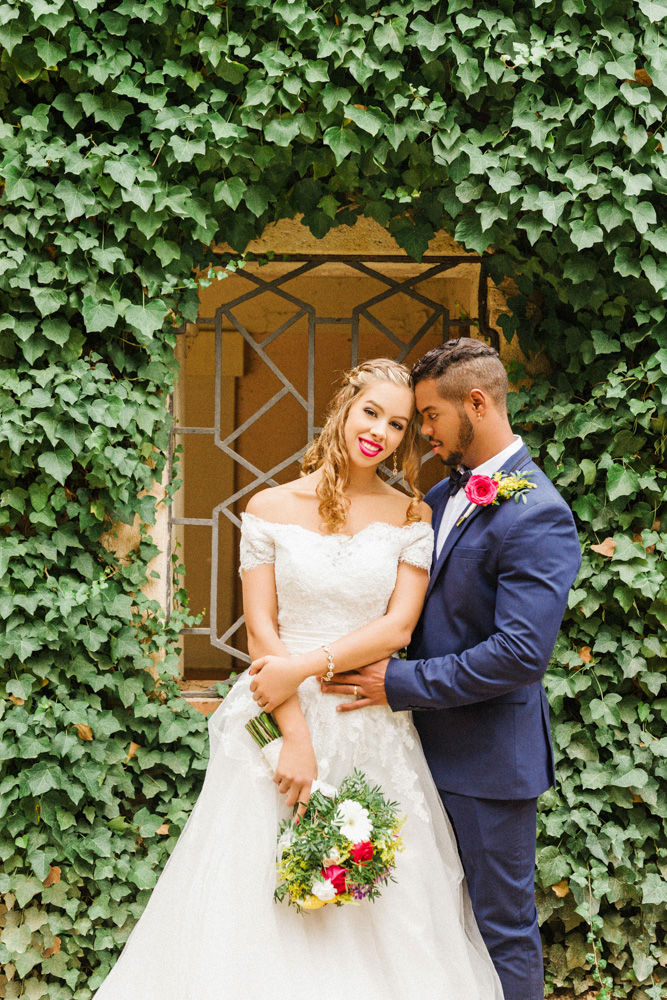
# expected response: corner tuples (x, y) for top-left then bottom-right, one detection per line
(171, 255), (486, 666)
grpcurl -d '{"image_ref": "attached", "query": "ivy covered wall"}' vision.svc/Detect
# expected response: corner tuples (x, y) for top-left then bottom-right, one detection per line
(0, 1), (665, 997)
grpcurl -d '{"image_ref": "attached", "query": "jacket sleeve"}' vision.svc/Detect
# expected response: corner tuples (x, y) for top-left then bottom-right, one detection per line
(385, 500), (582, 711)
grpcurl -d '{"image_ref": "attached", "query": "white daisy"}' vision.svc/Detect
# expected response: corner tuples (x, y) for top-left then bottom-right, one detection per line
(335, 799), (373, 843)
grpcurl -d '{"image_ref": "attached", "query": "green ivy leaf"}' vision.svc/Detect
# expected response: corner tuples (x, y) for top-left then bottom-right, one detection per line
(11, 875), (44, 908)
(23, 761), (62, 796)
(637, 0), (667, 22)
(214, 177), (247, 211)
(487, 169), (521, 194)
(323, 126), (362, 163)
(41, 318), (72, 345)
(85, 826), (113, 857)
(110, 626), (142, 659)
(37, 448), (74, 485)
(374, 20), (407, 53)
(169, 136), (206, 163)
(642, 255), (667, 292)
(128, 858), (159, 889)
(610, 766), (649, 788)
(244, 185), (273, 218)
(125, 301), (168, 340)
(607, 465), (640, 501)
(536, 191), (571, 226)
(389, 219), (433, 262)
(321, 83), (352, 114)
(343, 105), (387, 137)
(597, 201), (628, 232)
(31, 288), (67, 318)
(410, 15), (448, 53)
(454, 214), (493, 255)
(83, 298), (119, 333)
(583, 75), (618, 109)
(569, 220), (604, 250)
(0, 21), (24, 57)
(53, 179), (93, 222)
(641, 873), (667, 904)
(263, 117), (301, 146)
(153, 239), (182, 266)
(34, 36), (66, 67)
(629, 201), (657, 234)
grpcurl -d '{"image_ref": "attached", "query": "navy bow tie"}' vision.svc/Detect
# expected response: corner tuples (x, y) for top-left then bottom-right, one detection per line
(448, 467), (472, 498)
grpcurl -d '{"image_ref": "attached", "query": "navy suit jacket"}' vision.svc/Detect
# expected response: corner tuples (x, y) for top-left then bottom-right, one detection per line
(385, 445), (582, 800)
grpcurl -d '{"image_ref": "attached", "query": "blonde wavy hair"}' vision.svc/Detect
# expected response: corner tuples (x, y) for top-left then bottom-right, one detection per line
(300, 358), (423, 533)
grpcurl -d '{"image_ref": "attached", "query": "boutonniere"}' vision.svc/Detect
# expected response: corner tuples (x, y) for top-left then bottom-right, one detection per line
(456, 470), (537, 527)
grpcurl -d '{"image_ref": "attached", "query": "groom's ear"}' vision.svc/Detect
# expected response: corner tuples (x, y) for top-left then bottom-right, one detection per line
(467, 388), (489, 418)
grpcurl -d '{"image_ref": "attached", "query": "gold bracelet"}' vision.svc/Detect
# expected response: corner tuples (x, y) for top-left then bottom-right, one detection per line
(321, 642), (335, 682)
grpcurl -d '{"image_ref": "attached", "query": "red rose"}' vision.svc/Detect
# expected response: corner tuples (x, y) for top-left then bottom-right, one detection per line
(322, 865), (348, 895)
(464, 475), (499, 507)
(350, 841), (374, 865)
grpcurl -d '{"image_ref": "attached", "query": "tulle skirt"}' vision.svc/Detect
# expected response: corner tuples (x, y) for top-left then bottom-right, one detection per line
(94, 627), (503, 999)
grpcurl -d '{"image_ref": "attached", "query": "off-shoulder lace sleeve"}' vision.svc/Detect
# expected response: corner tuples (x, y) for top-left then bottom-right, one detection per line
(239, 513), (276, 574)
(399, 521), (434, 571)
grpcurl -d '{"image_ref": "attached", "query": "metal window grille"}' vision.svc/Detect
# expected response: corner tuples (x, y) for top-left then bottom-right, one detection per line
(170, 256), (488, 671)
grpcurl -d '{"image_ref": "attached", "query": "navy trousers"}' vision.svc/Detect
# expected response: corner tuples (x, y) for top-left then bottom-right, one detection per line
(439, 790), (543, 1000)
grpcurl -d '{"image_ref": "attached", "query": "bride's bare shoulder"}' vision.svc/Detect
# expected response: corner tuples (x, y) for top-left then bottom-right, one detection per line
(379, 487), (432, 526)
(245, 477), (317, 521)
(414, 499), (432, 524)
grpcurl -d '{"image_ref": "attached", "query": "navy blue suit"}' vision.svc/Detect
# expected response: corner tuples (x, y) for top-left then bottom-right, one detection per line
(385, 445), (581, 1000)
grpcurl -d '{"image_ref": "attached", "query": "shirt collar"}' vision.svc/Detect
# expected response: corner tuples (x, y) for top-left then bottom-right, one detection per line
(469, 435), (524, 478)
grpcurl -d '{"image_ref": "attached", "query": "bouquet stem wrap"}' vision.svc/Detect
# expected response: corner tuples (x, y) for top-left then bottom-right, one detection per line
(245, 712), (283, 776)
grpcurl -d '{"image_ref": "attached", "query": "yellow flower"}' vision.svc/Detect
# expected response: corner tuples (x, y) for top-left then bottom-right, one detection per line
(496, 475), (537, 500)
(299, 895), (329, 910)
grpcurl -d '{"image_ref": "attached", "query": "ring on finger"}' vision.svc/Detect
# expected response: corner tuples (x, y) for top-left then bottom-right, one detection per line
(353, 685), (358, 697)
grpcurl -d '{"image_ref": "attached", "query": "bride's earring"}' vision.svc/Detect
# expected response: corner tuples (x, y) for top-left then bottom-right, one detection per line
(393, 451), (398, 477)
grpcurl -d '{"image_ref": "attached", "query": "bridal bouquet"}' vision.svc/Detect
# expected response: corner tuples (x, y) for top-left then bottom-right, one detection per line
(246, 712), (405, 913)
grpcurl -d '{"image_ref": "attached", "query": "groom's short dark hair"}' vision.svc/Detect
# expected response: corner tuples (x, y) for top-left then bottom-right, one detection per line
(411, 338), (508, 410)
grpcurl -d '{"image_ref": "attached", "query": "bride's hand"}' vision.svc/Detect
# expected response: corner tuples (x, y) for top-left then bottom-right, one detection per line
(249, 655), (304, 712)
(274, 733), (317, 817)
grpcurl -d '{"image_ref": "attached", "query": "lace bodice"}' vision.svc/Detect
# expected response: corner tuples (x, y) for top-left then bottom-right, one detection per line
(240, 512), (434, 640)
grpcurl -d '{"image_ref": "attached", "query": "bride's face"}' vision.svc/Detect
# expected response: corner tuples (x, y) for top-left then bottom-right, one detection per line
(343, 383), (414, 469)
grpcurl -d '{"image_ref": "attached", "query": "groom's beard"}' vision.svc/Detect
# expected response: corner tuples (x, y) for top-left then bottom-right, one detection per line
(440, 410), (474, 467)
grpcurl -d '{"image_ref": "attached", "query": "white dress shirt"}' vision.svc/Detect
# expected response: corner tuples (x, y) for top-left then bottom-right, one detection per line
(435, 435), (525, 556)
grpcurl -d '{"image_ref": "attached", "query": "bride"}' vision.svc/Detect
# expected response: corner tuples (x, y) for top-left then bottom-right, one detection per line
(93, 358), (503, 1000)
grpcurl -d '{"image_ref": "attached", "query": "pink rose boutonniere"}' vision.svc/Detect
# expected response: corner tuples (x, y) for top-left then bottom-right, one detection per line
(464, 475), (499, 507)
(456, 469), (537, 527)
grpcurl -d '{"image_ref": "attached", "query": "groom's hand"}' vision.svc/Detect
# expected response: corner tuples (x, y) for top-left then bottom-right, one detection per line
(321, 659), (390, 712)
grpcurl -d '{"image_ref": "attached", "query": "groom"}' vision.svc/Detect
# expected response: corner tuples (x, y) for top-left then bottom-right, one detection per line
(324, 338), (582, 1000)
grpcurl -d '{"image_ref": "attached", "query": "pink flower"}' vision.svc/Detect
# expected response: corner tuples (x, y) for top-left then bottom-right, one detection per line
(321, 865), (348, 895)
(350, 841), (374, 865)
(464, 475), (499, 506)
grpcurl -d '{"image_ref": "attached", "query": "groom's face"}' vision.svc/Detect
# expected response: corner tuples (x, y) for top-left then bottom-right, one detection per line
(415, 379), (474, 468)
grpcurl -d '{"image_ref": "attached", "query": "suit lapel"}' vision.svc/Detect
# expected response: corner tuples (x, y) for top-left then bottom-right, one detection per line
(426, 446), (533, 600)
(430, 482), (449, 565)
(426, 502), (483, 599)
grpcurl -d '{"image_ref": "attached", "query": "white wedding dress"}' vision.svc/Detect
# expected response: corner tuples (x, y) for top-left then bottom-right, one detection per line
(94, 513), (503, 1000)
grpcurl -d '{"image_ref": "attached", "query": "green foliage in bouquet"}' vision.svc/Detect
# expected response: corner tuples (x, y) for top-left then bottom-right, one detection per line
(0, 0), (665, 995)
(276, 771), (404, 912)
